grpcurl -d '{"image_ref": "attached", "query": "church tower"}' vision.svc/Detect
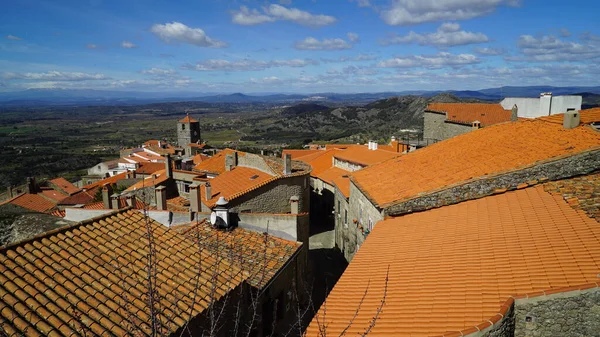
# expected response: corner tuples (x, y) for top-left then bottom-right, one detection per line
(177, 114), (201, 148)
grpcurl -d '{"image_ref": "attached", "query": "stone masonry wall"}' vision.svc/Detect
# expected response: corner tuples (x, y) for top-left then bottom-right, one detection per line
(514, 288), (600, 337)
(333, 158), (364, 172)
(443, 120), (474, 140)
(423, 111), (473, 142)
(228, 174), (310, 214)
(385, 149), (600, 216)
(478, 303), (515, 337)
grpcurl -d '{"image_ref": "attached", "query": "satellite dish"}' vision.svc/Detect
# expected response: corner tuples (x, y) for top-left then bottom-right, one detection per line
(210, 212), (218, 226)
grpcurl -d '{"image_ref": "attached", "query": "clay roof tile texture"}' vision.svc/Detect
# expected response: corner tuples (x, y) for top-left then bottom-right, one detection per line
(307, 184), (600, 336)
(427, 103), (512, 126)
(7, 193), (56, 213)
(179, 115), (199, 123)
(201, 166), (274, 207)
(48, 177), (81, 195)
(0, 209), (245, 336)
(333, 145), (402, 167)
(352, 116), (600, 208)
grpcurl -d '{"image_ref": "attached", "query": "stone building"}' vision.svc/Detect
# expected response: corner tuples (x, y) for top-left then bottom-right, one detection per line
(423, 102), (516, 142)
(0, 208), (307, 336)
(337, 108), (600, 261)
(178, 114), (201, 154)
(307, 171), (600, 337)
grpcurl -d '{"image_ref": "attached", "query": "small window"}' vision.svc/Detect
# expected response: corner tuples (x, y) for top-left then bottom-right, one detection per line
(184, 184), (190, 193)
(337, 200), (340, 215)
(181, 124), (185, 130)
(368, 218), (373, 231)
(344, 210), (348, 224)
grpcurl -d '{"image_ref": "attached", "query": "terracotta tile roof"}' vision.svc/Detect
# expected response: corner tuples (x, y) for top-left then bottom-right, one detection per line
(543, 172), (600, 221)
(83, 171), (129, 190)
(189, 143), (207, 149)
(282, 149), (322, 159)
(58, 187), (99, 206)
(324, 144), (358, 150)
(192, 153), (210, 165)
(181, 219), (302, 288)
(427, 103), (512, 126)
(193, 149), (243, 174)
(293, 149), (342, 176)
(0, 209), (245, 336)
(179, 115), (199, 123)
(48, 177), (81, 195)
(48, 209), (65, 218)
(167, 196), (190, 212)
(537, 107), (600, 125)
(201, 167), (274, 207)
(352, 116), (600, 208)
(333, 145), (402, 167)
(307, 185), (600, 337)
(5, 193), (56, 213)
(81, 197), (149, 210)
(316, 167), (351, 198)
(135, 162), (164, 175)
(39, 189), (67, 203)
(125, 169), (168, 192)
(132, 151), (164, 162)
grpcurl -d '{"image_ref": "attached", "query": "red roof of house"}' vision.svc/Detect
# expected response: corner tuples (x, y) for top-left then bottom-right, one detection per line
(427, 103), (513, 127)
(48, 177), (81, 195)
(192, 149), (244, 175)
(282, 149), (323, 159)
(333, 145), (401, 167)
(308, 181), (600, 337)
(58, 186), (99, 206)
(201, 166), (274, 207)
(39, 189), (67, 203)
(83, 171), (129, 189)
(135, 162), (164, 175)
(4, 193), (56, 213)
(179, 115), (199, 123)
(316, 167), (351, 198)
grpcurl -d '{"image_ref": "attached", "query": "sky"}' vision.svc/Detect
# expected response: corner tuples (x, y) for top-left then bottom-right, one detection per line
(1, 0), (599, 94)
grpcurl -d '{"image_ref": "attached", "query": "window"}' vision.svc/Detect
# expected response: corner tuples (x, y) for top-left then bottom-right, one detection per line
(337, 200), (340, 215)
(184, 183), (190, 193)
(344, 210), (348, 224)
(368, 217), (373, 231)
(181, 124), (185, 130)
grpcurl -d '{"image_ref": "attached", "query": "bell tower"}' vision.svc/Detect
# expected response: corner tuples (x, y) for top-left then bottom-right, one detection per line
(177, 113), (201, 148)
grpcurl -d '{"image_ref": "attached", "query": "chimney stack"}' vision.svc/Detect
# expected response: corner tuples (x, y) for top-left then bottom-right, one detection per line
(126, 194), (136, 207)
(290, 195), (299, 214)
(225, 152), (237, 171)
(472, 121), (481, 129)
(511, 104), (518, 122)
(155, 186), (167, 211)
(204, 182), (212, 201)
(563, 110), (580, 129)
(111, 194), (120, 209)
(102, 183), (113, 209)
(283, 153), (292, 175)
(214, 197), (230, 227)
(26, 177), (36, 194)
(165, 154), (173, 179)
(190, 183), (201, 213)
(7, 186), (13, 199)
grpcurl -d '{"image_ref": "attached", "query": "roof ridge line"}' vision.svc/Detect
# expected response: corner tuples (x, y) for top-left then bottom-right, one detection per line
(0, 206), (133, 251)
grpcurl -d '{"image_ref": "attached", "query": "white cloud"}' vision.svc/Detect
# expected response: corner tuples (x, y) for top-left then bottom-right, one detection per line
(150, 22), (227, 48)
(507, 34), (600, 62)
(6, 35), (22, 41)
(377, 52), (480, 68)
(121, 40), (138, 49)
(559, 28), (571, 37)
(381, 0), (520, 26)
(140, 68), (177, 76)
(349, 0), (372, 7)
(347, 32), (360, 43)
(183, 58), (319, 71)
(473, 47), (505, 55)
(230, 4), (336, 27)
(320, 54), (378, 63)
(295, 37), (353, 50)
(249, 76), (285, 85)
(86, 44), (101, 49)
(2, 71), (109, 81)
(231, 6), (275, 25)
(380, 22), (488, 47)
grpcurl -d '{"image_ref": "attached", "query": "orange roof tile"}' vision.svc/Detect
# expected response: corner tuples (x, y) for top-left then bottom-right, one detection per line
(58, 186), (99, 205)
(132, 151), (164, 162)
(0, 209), (245, 336)
(125, 169), (168, 192)
(81, 198), (148, 210)
(189, 142), (207, 148)
(135, 162), (164, 175)
(6, 193), (56, 213)
(83, 171), (129, 189)
(427, 103), (512, 126)
(192, 153), (210, 165)
(181, 219), (302, 288)
(316, 167), (351, 198)
(307, 184), (600, 336)
(179, 115), (199, 123)
(49, 209), (65, 218)
(39, 189), (67, 203)
(294, 149), (342, 176)
(193, 149), (243, 174)
(538, 107), (600, 125)
(543, 172), (600, 221)
(333, 145), (402, 167)
(352, 116), (600, 208)
(48, 177), (81, 195)
(282, 149), (322, 159)
(201, 166), (274, 207)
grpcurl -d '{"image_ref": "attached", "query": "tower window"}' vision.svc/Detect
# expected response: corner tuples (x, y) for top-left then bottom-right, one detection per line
(182, 124), (185, 130)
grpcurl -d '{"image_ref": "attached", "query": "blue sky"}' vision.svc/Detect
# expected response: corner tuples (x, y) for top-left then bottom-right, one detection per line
(1, 0), (599, 93)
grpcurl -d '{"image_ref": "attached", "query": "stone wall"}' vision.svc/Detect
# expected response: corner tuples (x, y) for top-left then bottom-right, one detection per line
(478, 303), (515, 337)
(334, 186), (351, 257)
(235, 212), (309, 243)
(333, 158), (364, 172)
(423, 111), (473, 142)
(514, 287), (600, 337)
(238, 152), (278, 175)
(385, 148), (600, 216)
(227, 174), (310, 215)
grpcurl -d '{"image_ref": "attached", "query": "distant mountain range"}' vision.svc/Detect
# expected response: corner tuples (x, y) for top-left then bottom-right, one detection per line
(1, 86), (600, 107)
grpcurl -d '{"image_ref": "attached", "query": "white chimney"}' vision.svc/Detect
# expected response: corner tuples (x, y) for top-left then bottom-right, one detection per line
(372, 142), (378, 150)
(563, 110), (580, 129)
(214, 197), (230, 227)
(283, 153), (292, 175)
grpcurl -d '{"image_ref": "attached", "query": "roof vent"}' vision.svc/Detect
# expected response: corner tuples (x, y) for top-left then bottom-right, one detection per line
(250, 174), (259, 180)
(563, 110), (580, 129)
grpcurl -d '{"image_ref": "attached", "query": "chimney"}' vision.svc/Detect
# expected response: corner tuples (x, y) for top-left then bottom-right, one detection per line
(126, 194), (136, 207)
(214, 197), (230, 227)
(290, 195), (299, 214)
(372, 142), (378, 150)
(111, 194), (120, 209)
(540, 92), (553, 116)
(102, 183), (113, 209)
(204, 182), (212, 201)
(190, 183), (201, 212)
(367, 141), (372, 150)
(26, 177), (36, 194)
(283, 153), (292, 175)
(472, 121), (481, 129)
(511, 104), (518, 122)
(390, 137), (400, 153)
(7, 186), (13, 199)
(225, 152), (237, 171)
(563, 110), (580, 129)
(155, 186), (167, 211)
(165, 154), (173, 178)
